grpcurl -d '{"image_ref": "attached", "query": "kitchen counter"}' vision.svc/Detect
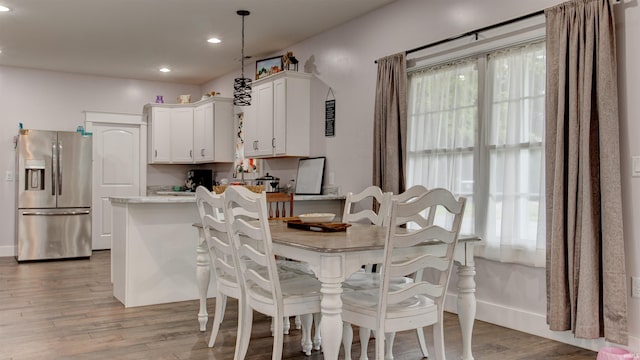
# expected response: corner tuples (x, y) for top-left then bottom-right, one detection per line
(110, 193), (344, 203)
(108, 193), (345, 307)
(109, 195), (196, 204)
(110, 197), (213, 307)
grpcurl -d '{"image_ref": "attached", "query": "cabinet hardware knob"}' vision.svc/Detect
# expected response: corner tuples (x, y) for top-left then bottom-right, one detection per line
(155, 150), (157, 158)
(190, 150), (193, 158)
(201, 149), (205, 156)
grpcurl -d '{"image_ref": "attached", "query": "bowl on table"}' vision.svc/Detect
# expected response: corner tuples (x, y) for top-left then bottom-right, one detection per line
(298, 213), (335, 223)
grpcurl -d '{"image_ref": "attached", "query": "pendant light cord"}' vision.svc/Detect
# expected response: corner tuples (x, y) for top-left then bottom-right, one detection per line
(241, 13), (245, 79)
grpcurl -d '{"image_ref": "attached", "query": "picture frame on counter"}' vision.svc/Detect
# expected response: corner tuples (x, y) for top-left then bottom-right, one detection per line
(255, 55), (283, 80)
(295, 156), (326, 195)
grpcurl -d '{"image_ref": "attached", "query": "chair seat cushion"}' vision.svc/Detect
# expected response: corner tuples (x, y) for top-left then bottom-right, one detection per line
(342, 288), (436, 320)
(246, 273), (322, 309)
(344, 270), (412, 290)
(277, 260), (315, 276)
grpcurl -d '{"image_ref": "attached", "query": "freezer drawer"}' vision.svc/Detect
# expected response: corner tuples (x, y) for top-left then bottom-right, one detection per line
(17, 208), (92, 261)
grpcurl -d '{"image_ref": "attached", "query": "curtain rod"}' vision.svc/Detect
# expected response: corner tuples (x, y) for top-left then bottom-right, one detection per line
(375, 1), (622, 64)
(375, 10), (544, 64)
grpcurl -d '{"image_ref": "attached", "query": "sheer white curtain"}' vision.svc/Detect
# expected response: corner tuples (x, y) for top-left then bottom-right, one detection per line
(407, 60), (478, 234)
(478, 42), (546, 266)
(407, 41), (546, 266)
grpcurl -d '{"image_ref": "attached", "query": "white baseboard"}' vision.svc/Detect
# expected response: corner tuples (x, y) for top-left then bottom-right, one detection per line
(0, 245), (15, 257)
(444, 293), (640, 354)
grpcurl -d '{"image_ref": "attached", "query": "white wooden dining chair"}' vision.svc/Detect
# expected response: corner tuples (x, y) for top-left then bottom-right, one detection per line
(222, 186), (323, 359)
(342, 188), (466, 360)
(342, 185), (392, 226)
(343, 185), (432, 359)
(196, 186), (321, 356)
(195, 186), (244, 352)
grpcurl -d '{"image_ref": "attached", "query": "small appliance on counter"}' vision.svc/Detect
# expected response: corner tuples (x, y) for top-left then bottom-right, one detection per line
(186, 169), (213, 192)
(255, 173), (280, 192)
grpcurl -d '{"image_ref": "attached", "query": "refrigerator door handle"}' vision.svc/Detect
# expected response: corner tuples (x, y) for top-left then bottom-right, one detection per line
(21, 210), (91, 216)
(51, 142), (57, 196)
(58, 142), (63, 195)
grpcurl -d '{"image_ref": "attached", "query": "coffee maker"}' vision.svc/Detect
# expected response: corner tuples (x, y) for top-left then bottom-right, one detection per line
(186, 169), (213, 192)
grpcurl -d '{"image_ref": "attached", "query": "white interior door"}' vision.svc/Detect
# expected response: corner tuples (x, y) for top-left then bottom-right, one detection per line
(89, 119), (144, 250)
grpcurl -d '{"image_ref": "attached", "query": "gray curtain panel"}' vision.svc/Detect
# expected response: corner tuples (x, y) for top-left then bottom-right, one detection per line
(373, 53), (407, 195)
(545, 0), (627, 344)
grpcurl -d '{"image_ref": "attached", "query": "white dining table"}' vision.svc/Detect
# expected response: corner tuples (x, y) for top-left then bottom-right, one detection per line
(195, 221), (480, 360)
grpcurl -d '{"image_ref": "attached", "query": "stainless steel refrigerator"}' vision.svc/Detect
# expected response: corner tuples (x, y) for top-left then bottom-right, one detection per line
(15, 129), (92, 261)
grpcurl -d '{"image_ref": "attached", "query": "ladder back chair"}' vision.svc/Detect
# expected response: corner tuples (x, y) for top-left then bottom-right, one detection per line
(342, 186), (392, 226)
(265, 192), (294, 219)
(196, 186), (320, 356)
(195, 186), (244, 351)
(343, 185), (432, 359)
(223, 186), (322, 359)
(342, 188), (466, 360)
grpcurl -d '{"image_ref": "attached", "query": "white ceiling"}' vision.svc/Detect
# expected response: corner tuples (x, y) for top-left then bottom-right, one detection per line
(0, 0), (395, 85)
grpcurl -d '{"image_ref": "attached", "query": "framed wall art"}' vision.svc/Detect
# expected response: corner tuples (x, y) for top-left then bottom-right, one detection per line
(255, 55), (283, 80)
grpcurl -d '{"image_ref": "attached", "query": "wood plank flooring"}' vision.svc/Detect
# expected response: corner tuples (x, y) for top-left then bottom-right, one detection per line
(0, 250), (597, 359)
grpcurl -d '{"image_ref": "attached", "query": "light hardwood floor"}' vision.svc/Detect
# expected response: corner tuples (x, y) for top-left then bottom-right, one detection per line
(0, 250), (596, 359)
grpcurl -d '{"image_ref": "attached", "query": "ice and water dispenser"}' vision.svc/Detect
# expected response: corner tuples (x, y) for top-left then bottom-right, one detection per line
(24, 159), (46, 191)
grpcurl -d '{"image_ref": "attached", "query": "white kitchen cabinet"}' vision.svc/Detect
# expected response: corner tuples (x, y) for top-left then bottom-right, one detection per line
(193, 100), (234, 163)
(244, 81), (275, 157)
(170, 107), (195, 162)
(243, 71), (311, 158)
(193, 103), (214, 162)
(149, 107), (172, 162)
(148, 106), (193, 163)
(146, 97), (234, 164)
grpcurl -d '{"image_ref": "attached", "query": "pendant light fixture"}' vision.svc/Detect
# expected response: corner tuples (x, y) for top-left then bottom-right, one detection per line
(233, 10), (251, 106)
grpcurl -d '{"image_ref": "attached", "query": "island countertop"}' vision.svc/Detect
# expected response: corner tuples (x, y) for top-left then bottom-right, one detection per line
(109, 194), (345, 204)
(109, 196), (196, 204)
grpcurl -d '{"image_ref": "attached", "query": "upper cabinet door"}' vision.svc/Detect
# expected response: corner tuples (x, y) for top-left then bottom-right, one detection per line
(273, 78), (287, 155)
(150, 107), (172, 163)
(170, 107), (194, 163)
(245, 82), (274, 157)
(213, 100), (234, 162)
(194, 102), (214, 163)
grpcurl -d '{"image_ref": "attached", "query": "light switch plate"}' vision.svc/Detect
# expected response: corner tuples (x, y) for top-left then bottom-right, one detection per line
(5, 170), (13, 181)
(633, 156), (640, 177)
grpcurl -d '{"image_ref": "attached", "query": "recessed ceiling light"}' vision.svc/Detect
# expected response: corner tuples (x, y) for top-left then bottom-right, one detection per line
(207, 38), (221, 44)
(0, 5), (11, 12)
(159, 67), (171, 73)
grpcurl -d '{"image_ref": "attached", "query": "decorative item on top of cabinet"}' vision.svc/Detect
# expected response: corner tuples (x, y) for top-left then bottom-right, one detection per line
(282, 52), (298, 72)
(243, 71), (311, 158)
(255, 55), (284, 80)
(144, 97), (234, 164)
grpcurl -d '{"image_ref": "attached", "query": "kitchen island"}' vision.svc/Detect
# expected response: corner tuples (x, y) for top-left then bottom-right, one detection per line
(110, 195), (214, 307)
(109, 193), (345, 308)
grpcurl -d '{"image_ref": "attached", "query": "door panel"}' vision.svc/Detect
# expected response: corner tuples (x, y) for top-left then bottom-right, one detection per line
(17, 130), (57, 209)
(93, 123), (141, 250)
(57, 131), (92, 208)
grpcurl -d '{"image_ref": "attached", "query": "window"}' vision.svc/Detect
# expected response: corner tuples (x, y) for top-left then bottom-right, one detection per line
(407, 41), (546, 266)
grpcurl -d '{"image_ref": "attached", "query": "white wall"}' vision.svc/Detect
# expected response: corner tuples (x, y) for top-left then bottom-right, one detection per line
(0, 66), (202, 253)
(204, 0), (640, 352)
(1, 0), (638, 353)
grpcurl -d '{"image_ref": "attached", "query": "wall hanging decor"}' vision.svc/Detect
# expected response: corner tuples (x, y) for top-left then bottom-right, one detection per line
(325, 88), (336, 137)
